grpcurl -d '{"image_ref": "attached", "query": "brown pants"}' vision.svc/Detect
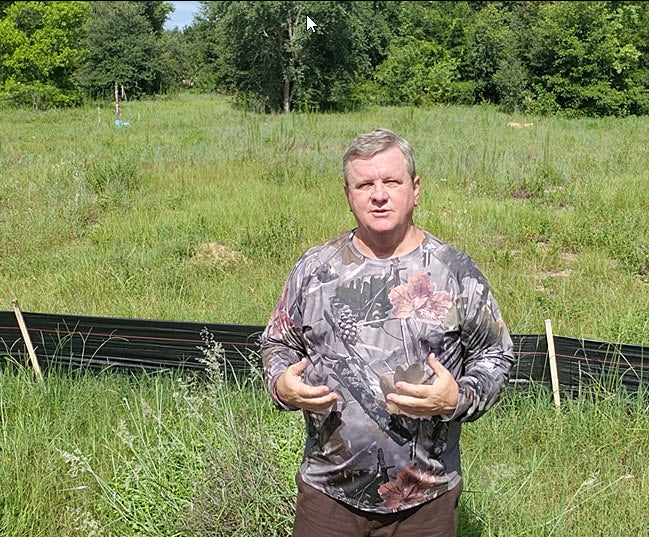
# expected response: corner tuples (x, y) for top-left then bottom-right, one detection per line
(292, 473), (462, 537)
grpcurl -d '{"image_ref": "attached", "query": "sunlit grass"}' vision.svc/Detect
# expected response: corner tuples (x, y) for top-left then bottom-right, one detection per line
(1, 356), (648, 536)
(2, 94), (647, 341)
(1, 93), (649, 535)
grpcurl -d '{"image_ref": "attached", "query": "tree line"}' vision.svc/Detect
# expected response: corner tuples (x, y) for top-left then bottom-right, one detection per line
(2, 1), (648, 117)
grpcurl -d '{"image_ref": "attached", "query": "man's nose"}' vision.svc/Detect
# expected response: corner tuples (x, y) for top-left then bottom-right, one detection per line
(371, 182), (388, 201)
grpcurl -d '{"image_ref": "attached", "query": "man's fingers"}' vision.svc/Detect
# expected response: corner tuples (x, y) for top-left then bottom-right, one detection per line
(428, 353), (450, 377)
(299, 383), (332, 398)
(288, 358), (308, 375)
(386, 393), (428, 415)
(304, 392), (338, 404)
(299, 391), (338, 412)
(394, 381), (430, 398)
(389, 371), (458, 416)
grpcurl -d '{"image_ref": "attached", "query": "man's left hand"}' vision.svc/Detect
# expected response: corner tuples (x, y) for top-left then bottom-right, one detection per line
(386, 354), (459, 417)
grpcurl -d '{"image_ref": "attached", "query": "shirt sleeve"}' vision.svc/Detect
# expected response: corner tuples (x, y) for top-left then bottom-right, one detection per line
(259, 257), (310, 411)
(444, 264), (515, 423)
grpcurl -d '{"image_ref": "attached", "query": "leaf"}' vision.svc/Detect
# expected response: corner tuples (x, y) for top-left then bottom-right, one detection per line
(444, 305), (460, 327)
(334, 274), (394, 322)
(341, 244), (364, 266)
(378, 463), (437, 510)
(394, 362), (427, 385)
(379, 374), (400, 415)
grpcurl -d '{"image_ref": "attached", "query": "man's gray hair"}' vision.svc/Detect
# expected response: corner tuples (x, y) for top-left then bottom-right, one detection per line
(343, 128), (416, 183)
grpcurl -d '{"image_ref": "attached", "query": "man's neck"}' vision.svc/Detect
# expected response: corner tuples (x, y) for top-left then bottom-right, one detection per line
(352, 226), (423, 259)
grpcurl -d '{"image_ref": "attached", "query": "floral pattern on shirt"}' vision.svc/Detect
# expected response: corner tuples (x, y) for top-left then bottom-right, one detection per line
(260, 229), (515, 513)
(378, 463), (438, 509)
(389, 272), (454, 324)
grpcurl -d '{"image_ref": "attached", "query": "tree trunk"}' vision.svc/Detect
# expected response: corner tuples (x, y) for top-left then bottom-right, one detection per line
(282, 4), (301, 114)
(283, 76), (291, 114)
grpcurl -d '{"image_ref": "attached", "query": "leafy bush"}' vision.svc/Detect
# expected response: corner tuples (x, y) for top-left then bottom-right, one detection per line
(0, 1), (89, 109)
(525, 2), (649, 117)
(372, 37), (470, 106)
(0, 80), (83, 110)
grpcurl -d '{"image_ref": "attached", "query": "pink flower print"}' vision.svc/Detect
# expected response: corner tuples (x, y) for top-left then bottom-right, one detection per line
(378, 463), (437, 509)
(388, 273), (454, 324)
(269, 285), (295, 339)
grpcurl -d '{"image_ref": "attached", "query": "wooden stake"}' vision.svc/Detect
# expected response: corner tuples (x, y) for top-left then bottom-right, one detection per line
(98, 106), (101, 124)
(114, 82), (121, 123)
(11, 300), (44, 383)
(544, 319), (560, 408)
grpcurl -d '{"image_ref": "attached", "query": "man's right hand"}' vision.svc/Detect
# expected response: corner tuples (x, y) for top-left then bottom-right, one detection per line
(276, 358), (338, 412)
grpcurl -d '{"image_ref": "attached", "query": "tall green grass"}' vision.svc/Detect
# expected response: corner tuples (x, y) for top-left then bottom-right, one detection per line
(1, 94), (648, 342)
(1, 349), (648, 536)
(2, 95), (649, 535)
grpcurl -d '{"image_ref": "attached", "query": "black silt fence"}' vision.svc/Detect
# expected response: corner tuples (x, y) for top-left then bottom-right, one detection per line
(0, 311), (263, 377)
(1, 311), (648, 393)
(511, 333), (649, 394)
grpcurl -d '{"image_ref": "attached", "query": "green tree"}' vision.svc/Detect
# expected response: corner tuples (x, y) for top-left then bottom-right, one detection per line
(158, 28), (198, 92)
(192, 1), (392, 112)
(491, 1), (545, 112)
(526, 1), (649, 116)
(141, 0), (173, 34)
(371, 37), (468, 106)
(395, 1), (473, 61)
(74, 1), (172, 98)
(465, 3), (515, 104)
(0, 1), (90, 108)
(365, 1), (476, 106)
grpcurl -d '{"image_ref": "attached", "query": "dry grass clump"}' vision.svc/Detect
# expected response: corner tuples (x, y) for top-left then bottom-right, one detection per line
(188, 241), (248, 266)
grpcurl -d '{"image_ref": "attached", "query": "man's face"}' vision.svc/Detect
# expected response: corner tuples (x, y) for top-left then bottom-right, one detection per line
(344, 146), (420, 239)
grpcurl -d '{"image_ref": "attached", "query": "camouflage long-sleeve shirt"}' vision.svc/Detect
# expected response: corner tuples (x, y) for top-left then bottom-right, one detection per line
(260, 229), (515, 513)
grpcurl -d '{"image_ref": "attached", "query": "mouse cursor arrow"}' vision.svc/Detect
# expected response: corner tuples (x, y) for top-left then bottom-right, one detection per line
(306, 16), (317, 32)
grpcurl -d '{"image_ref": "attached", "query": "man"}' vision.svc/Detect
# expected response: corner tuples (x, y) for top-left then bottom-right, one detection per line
(260, 128), (515, 536)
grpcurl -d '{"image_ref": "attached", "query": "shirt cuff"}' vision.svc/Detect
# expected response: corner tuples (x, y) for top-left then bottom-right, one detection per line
(439, 380), (475, 422)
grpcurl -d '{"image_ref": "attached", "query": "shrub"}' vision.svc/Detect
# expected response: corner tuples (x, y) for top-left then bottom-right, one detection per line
(0, 80), (83, 110)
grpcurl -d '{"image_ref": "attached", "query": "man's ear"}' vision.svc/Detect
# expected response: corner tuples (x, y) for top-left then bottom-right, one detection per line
(413, 175), (421, 207)
(344, 182), (352, 211)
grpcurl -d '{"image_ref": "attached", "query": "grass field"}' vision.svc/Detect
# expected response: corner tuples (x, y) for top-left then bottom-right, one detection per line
(2, 358), (648, 537)
(1, 94), (649, 535)
(1, 93), (648, 342)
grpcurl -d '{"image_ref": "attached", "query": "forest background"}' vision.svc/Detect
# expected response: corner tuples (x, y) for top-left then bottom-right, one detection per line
(2, 0), (649, 118)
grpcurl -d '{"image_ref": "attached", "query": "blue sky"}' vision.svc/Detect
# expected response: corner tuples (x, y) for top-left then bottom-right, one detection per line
(164, 1), (202, 31)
